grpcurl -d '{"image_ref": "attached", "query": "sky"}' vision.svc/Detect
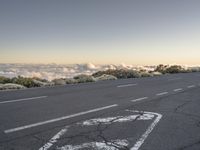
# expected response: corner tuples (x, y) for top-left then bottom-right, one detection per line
(0, 0), (200, 65)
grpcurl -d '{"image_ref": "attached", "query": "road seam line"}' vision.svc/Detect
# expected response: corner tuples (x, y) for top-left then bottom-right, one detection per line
(131, 97), (148, 102)
(156, 92), (168, 96)
(4, 104), (118, 134)
(117, 84), (137, 88)
(0, 96), (48, 104)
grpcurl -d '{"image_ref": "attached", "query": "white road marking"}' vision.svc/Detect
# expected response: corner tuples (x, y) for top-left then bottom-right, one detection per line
(156, 92), (168, 96)
(168, 77), (182, 81)
(0, 96), (47, 104)
(187, 85), (195, 88)
(81, 114), (154, 126)
(117, 83), (137, 88)
(173, 88), (183, 92)
(4, 104), (118, 134)
(39, 127), (69, 150)
(40, 110), (162, 150)
(131, 97), (148, 102)
(128, 110), (162, 150)
(58, 140), (129, 150)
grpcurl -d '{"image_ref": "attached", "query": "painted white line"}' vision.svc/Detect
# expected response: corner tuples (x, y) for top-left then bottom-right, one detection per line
(129, 110), (162, 150)
(81, 114), (154, 126)
(156, 92), (168, 96)
(56, 140), (129, 150)
(173, 88), (183, 92)
(0, 96), (48, 104)
(39, 126), (69, 150)
(4, 104), (118, 134)
(187, 85), (195, 88)
(131, 97), (148, 102)
(41, 110), (162, 150)
(117, 83), (137, 88)
(168, 77), (182, 81)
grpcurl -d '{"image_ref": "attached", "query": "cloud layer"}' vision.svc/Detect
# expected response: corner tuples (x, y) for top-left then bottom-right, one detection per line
(1, 63), (198, 81)
(0, 63), (157, 81)
(0, 63), (111, 81)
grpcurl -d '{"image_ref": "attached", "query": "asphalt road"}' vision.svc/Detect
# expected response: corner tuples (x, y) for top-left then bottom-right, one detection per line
(0, 72), (200, 150)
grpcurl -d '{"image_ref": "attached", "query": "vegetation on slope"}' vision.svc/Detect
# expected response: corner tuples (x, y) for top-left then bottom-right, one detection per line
(92, 69), (140, 79)
(0, 64), (199, 90)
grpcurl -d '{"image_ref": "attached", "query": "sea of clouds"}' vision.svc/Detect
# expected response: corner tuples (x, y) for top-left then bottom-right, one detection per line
(0, 63), (156, 81)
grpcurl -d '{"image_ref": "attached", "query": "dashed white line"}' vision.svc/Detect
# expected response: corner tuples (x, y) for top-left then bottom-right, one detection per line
(4, 104), (118, 134)
(131, 97), (148, 102)
(173, 88), (183, 92)
(156, 92), (168, 96)
(187, 85), (195, 88)
(117, 83), (137, 88)
(0, 96), (48, 104)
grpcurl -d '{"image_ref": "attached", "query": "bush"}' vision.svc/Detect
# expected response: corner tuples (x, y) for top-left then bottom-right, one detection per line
(74, 74), (96, 83)
(155, 64), (185, 74)
(154, 64), (168, 74)
(0, 83), (26, 90)
(33, 79), (54, 87)
(32, 77), (48, 82)
(187, 68), (200, 73)
(11, 76), (40, 88)
(52, 79), (66, 85)
(0, 76), (12, 84)
(165, 65), (185, 74)
(95, 74), (117, 81)
(65, 78), (77, 84)
(93, 69), (141, 79)
(139, 72), (153, 77)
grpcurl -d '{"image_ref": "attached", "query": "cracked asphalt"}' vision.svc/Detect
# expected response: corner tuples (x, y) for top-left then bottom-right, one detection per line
(0, 72), (200, 150)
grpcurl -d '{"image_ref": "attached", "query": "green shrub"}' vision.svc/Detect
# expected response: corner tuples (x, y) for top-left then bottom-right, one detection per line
(33, 79), (54, 87)
(74, 74), (96, 83)
(0, 76), (12, 84)
(11, 76), (40, 88)
(0, 83), (26, 90)
(32, 77), (48, 82)
(93, 69), (140, 79)
(165, 65), (185, 74)
(95, 74), (117, 81)
(155, 64), (185, 74)
(154, 64), (168, 74)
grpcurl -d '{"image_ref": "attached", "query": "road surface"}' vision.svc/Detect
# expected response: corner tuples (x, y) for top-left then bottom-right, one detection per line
(0, 72), (200, 150)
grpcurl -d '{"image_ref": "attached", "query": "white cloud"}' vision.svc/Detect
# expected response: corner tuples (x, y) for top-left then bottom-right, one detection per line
(0, 63), (101, 81)
(0, 63), (159, 81)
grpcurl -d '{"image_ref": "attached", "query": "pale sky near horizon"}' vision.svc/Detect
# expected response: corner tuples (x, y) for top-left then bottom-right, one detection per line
(1, 0), (200, 65)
